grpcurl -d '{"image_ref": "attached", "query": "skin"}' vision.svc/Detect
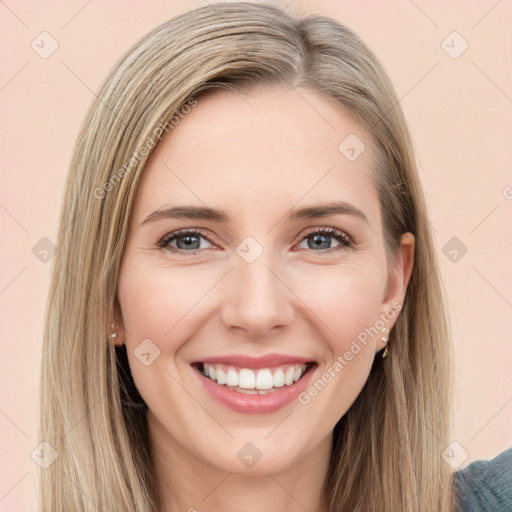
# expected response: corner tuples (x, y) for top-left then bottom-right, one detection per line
(116, 85), (414, 512)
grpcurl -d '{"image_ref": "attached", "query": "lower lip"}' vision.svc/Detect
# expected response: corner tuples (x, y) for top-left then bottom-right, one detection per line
(193, 364), (316, 414)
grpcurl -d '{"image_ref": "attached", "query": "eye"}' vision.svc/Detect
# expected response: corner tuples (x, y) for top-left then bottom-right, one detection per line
(157, 229), (216, 255)
(157, 227), (353, 255)
(295, 227), (353, 252)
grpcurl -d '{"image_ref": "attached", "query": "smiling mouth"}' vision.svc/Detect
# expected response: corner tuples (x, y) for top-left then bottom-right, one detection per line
(192, 362), (316, 395)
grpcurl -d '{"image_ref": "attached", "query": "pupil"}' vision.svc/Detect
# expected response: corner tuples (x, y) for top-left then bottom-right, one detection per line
(178, 234), (200, 250)
(310, 234), (330, 250)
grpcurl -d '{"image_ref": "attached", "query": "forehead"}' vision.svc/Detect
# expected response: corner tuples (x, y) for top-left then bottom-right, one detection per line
(132, 86), (381, 230)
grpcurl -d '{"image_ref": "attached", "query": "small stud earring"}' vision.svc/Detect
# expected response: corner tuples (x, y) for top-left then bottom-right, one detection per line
(381, 327), (389, 358)
(109, 323), (123, 347)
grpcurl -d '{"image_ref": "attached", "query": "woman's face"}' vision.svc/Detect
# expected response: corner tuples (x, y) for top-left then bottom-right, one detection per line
(117, 86), (414, 476)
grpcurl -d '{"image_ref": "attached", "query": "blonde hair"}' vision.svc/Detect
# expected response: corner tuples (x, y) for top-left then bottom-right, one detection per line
(39, 2), (456, 510)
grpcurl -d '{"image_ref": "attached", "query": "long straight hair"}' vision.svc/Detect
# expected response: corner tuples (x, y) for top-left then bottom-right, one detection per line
(38, 2), (456, 510)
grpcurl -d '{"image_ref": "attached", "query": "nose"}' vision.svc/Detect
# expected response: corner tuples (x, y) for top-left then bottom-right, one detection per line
(220, 255), (295, 339)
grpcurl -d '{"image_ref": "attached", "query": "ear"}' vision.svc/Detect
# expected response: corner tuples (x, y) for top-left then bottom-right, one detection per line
(381, 232), (415, 321)
(112, 296), (126, 343)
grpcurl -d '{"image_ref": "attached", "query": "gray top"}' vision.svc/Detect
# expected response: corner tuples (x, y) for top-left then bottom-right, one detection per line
(453, 447), (512, 511)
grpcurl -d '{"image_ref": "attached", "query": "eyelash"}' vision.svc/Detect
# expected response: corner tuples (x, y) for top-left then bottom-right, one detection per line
(157, 227), (353, 255)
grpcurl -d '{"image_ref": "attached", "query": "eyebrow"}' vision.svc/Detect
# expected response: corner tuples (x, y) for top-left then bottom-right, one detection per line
(141, 200), (369, 226)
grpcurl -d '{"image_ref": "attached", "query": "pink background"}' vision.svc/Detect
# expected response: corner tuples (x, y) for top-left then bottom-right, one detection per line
(1, 1), (511, 510)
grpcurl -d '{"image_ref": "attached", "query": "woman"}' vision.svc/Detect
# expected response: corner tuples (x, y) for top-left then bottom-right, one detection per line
(38, 2), (511, 511)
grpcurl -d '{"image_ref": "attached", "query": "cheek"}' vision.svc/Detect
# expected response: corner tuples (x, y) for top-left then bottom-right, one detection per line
(117, 262), (208, 436)
(117, 260), (205, 347)
(293, 267), (383, 421)
(117, 260), (218, 409)
(294, 263), (385, 351)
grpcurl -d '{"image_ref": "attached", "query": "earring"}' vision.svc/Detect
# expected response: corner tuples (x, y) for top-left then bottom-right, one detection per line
(381, 327), (389, 358)
(109, 323), (123, 347)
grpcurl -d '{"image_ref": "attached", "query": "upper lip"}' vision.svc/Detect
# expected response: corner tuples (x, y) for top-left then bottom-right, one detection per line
(191, 353), (315, 369)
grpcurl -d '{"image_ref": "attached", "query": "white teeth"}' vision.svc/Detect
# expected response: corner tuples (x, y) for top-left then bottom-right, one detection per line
(216, 367), (226, 385)
(284, 367), (295, 385)
(255, 369), (274, 390)
(201, 363), (310, 390)
(236, 387), (258, 394)
(273, 368), (285, 387)
(225, 367), (239, 387)
(238, 369), (256, 389)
